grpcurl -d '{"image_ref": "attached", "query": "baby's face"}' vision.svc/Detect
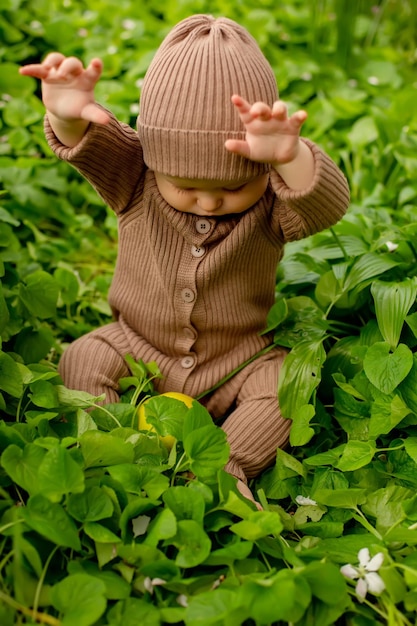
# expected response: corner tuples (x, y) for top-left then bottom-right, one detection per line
(155, 172), (269, 217)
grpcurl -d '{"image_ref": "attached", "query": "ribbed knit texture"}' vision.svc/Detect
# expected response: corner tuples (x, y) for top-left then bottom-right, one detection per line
(49, 111), (349, 481)
(137, 14), (278, 180)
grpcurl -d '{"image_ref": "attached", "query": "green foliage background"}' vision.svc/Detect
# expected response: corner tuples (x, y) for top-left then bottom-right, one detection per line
(1, 0), (417, 624)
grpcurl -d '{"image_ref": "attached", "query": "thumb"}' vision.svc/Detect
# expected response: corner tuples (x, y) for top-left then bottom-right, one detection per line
(81, 102), (110, 125)
(225, 139), (251, 159)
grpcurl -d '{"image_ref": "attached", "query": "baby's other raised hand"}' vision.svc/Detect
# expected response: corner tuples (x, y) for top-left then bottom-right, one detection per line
(19, 53), (109, 126)
(225, 95), (307, 168)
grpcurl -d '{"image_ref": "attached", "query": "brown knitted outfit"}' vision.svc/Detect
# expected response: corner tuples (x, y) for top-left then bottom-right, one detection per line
(48, 16), (350, 484)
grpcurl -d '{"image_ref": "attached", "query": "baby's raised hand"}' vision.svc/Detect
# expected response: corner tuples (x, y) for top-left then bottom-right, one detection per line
(225, 95), (307, 167)
(19, 53), (109, 125)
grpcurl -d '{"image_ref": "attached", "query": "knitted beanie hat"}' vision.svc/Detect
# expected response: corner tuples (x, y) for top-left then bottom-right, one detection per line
(137, 14), (278, 180)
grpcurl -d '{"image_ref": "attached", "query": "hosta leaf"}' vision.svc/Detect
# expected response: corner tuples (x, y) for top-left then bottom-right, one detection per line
(278, 339), (326, 419)
(371, 278), (417, 349)
(289, 403), (315, 446)
(343, 252), (398, 292)
(363, 342), (413, 394)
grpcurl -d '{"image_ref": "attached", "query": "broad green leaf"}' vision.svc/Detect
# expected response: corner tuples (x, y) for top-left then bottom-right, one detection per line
(182, 401), (213, 440)
(106, 598), (161, 626)
(29, 380), (59, 408)
(18, 270), (59, 319)
(302, 561), (348, 606)
(144, 507), (177, 547)
(347, 115), (378, 148)
(278, 339), (326, 418)
(38, 445), (85, 501)
(50, 574), (107, 626)
(399, 354), (417, 414)
(315, 270), (343, 308)
(263, 297), (288, 333)
(0, 351), (23, 398)
(242, 569), (312, 623)
(67, 486), (114, 522)
(343, 252), (398, 292)
(369, 392), (410, 437)
(162, 485), (206, 524)
(185, 589), (243, 626)
(313, 488), (367, 508)
(79, 430), (134, 468)
(171, 519), (211, 568)
(204, 540), (253, 566)
(141, 395), (190, 440)
(363, 342), (413, 394)
(289, 403), (315, 446)
(336, 440), (376, 471)
(23, 494), (81, 551)
(184, 424), (229, 478)
(1, 443), (45, 494)
(404, 438), (417, 464)
(230, 511), (283, 540)
(108, 464), (169, 499)
(371, 278), (417, 349)
(83, 522), (121, 543)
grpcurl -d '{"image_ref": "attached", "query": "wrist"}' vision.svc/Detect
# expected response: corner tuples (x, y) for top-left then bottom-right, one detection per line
(47, 112), (90, 148)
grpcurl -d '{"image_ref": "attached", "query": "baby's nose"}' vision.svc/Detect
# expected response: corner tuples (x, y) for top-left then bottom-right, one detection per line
(196, 193), (222, 212)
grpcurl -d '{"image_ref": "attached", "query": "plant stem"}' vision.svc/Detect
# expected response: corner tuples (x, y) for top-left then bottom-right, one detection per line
(352, 507), (383, 540)
(33, 545), (59, 618)
(91, 403), (122, 428)
(0, 590), (61, 625)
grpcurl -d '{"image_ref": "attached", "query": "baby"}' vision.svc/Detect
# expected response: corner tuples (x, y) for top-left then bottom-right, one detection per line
(20, 14), (350, 504)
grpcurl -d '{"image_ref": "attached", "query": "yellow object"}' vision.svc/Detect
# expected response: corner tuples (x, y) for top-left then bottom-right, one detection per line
(138, 391), (194, 449)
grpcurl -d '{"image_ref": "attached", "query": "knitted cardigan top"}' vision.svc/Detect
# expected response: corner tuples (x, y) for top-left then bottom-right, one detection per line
(46, 113), (350, 397)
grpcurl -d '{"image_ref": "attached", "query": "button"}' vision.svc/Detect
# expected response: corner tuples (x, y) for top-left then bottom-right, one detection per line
(181, 288), (195, 303)
(195, 218), (211, 234)
(191, 244), (206, 258)
(181, 355), (195, 369)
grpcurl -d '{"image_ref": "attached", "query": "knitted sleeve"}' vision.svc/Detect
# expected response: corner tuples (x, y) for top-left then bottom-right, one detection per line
(44, 110), (145, 215)
(269, 139), (350, 241)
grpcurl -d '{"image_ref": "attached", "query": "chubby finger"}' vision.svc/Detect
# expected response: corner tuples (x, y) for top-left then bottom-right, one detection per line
(250, 101), (272, 121)
(84, 58), (104, 83)
(55, 56), (84, 79)
(272, 100), (288, 119)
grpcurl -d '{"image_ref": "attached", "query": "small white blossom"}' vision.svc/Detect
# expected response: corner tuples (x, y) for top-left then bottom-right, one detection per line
(367, 76), (380, 86)
(341, 548), (385, 602)
(385, 241), (398, 252)
(177, 594), (188, 607)
(143, 577), (167, 594)
(122, 19), (136, 30)
(295, 495), (317, 506)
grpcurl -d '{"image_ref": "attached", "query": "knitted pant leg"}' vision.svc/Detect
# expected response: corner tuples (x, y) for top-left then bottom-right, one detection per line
(221, 352), (291, 484)
(58, 322), (131, 403)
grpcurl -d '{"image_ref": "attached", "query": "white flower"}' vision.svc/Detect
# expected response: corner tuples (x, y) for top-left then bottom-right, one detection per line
(340, 548), (385, 602)
(385, 241), (398, 252)
(295, 495), (317, 506)
(177, 594), (188, 607)
(143, 577), (167, 594)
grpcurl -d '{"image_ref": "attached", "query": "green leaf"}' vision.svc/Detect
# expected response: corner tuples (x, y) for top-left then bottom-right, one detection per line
(363, 342), (413, 394)
(369, 392), (410, 437)
(371, 278), (417, 349)
(37, 446), (85, 502)
(343, 252), (398, 292)
(184, 423), (229, 478)
(1, 443), (45, 494)
(347, 115), (379, 148)
(303, 561), (348, 606)
(83, 522), (121, 543)
(0, 351), (23, 398)
(313, 488), (367, 508)
(22, 494), (81, 551)
(242, 569), (312, 623)
(336, 440), (376, 471)
(67, 485), (114, 522)
(171, 519), (211, 568)
(162, 485), (206, 524)
(79, 430), (135, 468)
(278, 339), (326, 418)
(50, 574), (107, 626)
(18, 270), (59, 319)
(289, 403), (315, 446)
(230, 511), (283, 540)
